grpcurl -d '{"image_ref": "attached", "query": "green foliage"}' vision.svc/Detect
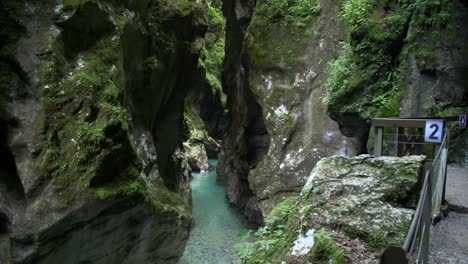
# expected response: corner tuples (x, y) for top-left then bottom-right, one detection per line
(340, 0), (374, 32)
(263, 0), (321, 27)
(323, 43), (358, 106)
(30, 2), (155, 206)
(234, 242), (256, 262)
(324, 0), (455, 120)
(323, 1), (403, 119)
(234, 197), (301, 263)
(198, 1), (227, 106)
(307, 229), (348, 264)
(237, 229), (253, 240)
(411, 0), (451, 27)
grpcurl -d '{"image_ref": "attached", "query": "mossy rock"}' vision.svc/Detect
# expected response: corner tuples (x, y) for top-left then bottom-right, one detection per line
(238, 155), (425, 263)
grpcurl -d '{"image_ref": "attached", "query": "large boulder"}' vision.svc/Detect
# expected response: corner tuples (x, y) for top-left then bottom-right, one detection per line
(238, 155), (425, 263)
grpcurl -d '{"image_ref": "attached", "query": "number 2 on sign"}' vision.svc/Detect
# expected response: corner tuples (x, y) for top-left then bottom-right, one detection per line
(429, 124), (439, 140)
(425, 120), (444, 143)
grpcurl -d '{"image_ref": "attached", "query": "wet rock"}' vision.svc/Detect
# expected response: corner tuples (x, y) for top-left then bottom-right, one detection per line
(218, 0), (264, 226)
(184, 141), (209, 173)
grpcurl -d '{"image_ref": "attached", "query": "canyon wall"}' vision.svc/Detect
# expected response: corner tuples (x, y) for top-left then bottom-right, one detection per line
(0, 0), (205, 263)
(219, 0), (361, 224)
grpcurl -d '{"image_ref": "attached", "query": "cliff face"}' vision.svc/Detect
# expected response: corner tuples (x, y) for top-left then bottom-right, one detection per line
(0, 0), (205, 263)
(323, 0), (468, 166)
(400, 0), (468, 166)
(219, 0), (361, 224)
(218, 0), (264, 225)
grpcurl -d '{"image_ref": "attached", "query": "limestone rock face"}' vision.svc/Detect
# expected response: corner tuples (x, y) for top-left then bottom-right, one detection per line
(183, 125), (211, 173)
(0, 0), (205, 263)
(301, 154), (424, 242)
(218, 0), (264, 225)
(241, 155), (425, 263)
(219, 0), (360, 224)
(245, 0), (363, 217)
(321, 0), (468, 166)
(184, 141), (209, 173)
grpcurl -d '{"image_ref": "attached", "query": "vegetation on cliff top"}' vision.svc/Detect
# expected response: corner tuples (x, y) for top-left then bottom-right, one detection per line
(324, 0), (453, 119)
(198, 1), (227, 105)
(247, 0), (321, 66)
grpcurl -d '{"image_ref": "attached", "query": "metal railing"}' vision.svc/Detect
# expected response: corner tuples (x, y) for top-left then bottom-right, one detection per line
(402, 132), (449, 263)
(371, 118), (451, 264)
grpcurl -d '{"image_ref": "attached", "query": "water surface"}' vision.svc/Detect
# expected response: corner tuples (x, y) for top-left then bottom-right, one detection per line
(179, 160), (245, 264)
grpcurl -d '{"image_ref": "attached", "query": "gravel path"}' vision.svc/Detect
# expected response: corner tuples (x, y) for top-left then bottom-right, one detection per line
(429, 167), (468, 264)
(429, 213), (468, 264)
(445, 167), (468, 212)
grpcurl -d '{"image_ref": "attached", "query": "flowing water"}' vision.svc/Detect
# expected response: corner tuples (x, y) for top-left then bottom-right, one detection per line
(179, 160), (245, 264)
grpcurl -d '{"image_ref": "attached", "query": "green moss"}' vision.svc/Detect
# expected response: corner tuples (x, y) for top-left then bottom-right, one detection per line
(246, 0), (321, 66)
(162, 0), (198, 17)
(151, 187), (191, 217)
(31, 2), (144, 204)
(268, 196), (299, 225)
(261, 0), (321, 28)
(198, 1), (227, 106)
(307, 229), (348, 264)
(63, 0), (92, 8)
(95, 176), (146, 200)
(184, 102), (207, 132)
(325, 0), (453, 120)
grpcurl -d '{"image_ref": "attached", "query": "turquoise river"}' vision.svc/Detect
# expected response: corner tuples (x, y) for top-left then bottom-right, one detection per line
(179, 159), (246, 264)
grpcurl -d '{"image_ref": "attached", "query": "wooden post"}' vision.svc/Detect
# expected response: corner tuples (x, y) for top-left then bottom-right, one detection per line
(374, 127), (383, 157)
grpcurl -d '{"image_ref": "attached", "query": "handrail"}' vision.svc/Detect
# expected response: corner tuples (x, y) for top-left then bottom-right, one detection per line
(432, 132), (448, 165)
(403, 170), (429, 252)
(401, 132), (449, 263)
(373, 117), (451, 264)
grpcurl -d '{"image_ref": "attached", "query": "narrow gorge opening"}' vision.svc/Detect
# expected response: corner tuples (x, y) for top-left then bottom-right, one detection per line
(180, 159), (248, 263)
(178, 1), (267, 261)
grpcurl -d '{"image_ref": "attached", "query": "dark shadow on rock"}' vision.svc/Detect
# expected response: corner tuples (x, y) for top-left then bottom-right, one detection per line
(0, 119), (25, 200)
(58, 2), (114, 59)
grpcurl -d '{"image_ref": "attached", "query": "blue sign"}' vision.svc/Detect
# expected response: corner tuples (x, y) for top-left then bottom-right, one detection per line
(460, 115), (467, 129)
